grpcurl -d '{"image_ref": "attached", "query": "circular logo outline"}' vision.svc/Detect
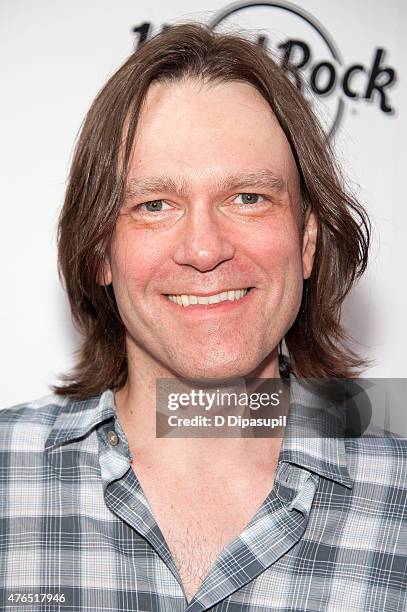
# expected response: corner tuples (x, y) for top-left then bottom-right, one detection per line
(209, 0), (345, 138)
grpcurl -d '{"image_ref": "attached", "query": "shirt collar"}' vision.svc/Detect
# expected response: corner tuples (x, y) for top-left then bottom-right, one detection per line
(278, 373), (353, 489)
(44, 376), (353, 489)
(44, 390), (116, 451)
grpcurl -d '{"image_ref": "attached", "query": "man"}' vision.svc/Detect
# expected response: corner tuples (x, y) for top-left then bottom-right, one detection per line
(1, 23), (406, 612)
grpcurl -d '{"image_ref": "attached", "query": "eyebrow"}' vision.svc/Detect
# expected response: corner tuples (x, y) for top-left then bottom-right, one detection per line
(124, 169), (286, 199)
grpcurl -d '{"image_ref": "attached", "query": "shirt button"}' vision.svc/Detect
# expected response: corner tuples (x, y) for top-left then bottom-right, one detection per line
(107, 430), (119, 446)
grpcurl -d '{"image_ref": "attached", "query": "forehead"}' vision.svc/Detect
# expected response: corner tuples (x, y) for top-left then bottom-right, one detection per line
(128, 78), (299, 191)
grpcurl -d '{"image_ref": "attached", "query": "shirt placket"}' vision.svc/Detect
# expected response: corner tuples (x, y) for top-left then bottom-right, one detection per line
(185, 463), (319, 611)
(98, 419), (319, 612)
(98, 418), (186, 600)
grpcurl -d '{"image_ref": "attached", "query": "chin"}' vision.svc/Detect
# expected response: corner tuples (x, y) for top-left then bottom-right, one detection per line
(172, 355), (261, 383)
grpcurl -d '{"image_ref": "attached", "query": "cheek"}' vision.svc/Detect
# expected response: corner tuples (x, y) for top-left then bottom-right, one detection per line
(109, 228), (164, 300)
(254, 226), (304, 335)
(251, 220), (303, 287)
(249, 221), (304, 331)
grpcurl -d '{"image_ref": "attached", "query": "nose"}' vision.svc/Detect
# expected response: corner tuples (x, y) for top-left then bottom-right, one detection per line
(172, 205), (235, 272)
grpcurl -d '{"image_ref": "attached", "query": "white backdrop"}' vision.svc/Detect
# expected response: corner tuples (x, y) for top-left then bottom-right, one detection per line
(1, 0), (406, 408)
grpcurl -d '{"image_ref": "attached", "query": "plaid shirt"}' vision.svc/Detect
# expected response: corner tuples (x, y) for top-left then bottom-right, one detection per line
(1, 377), (406, 611)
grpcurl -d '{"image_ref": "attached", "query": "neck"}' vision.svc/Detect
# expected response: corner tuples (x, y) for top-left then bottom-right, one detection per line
(114, 341), (286, 472)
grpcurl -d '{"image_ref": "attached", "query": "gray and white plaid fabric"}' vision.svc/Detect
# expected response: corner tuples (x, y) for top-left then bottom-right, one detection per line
(1, 377), (406, 611)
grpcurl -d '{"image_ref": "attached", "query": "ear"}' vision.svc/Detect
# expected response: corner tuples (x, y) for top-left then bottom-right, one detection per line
(302, 210), (318, 280)
(97, 259), (112, 286)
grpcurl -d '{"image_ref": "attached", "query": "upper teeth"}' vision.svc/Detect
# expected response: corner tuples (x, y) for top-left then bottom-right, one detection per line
(167, 288), (249, 306)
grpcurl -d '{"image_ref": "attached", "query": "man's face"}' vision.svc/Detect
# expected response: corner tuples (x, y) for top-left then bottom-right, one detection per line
(103, 79), (316, 380)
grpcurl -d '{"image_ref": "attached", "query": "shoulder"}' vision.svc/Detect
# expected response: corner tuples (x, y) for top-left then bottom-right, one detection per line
(0, 394), (72, 451)
(0, 394), (71, 425)
(345, 431), (407, 490)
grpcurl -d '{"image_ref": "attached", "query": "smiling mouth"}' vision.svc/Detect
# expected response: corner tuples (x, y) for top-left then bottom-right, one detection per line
(165, 288), (253, 307)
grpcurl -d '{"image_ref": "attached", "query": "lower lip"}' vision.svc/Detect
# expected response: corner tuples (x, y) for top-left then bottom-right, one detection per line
(161, 289), (255, 314)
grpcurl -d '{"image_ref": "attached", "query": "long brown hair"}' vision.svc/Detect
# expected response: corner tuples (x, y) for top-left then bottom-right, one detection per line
(54, 23), (370, 398)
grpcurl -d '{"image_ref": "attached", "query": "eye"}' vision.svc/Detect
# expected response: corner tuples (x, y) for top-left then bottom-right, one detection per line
(234, 193), (265, 205)
(138, 200), (171, 213)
